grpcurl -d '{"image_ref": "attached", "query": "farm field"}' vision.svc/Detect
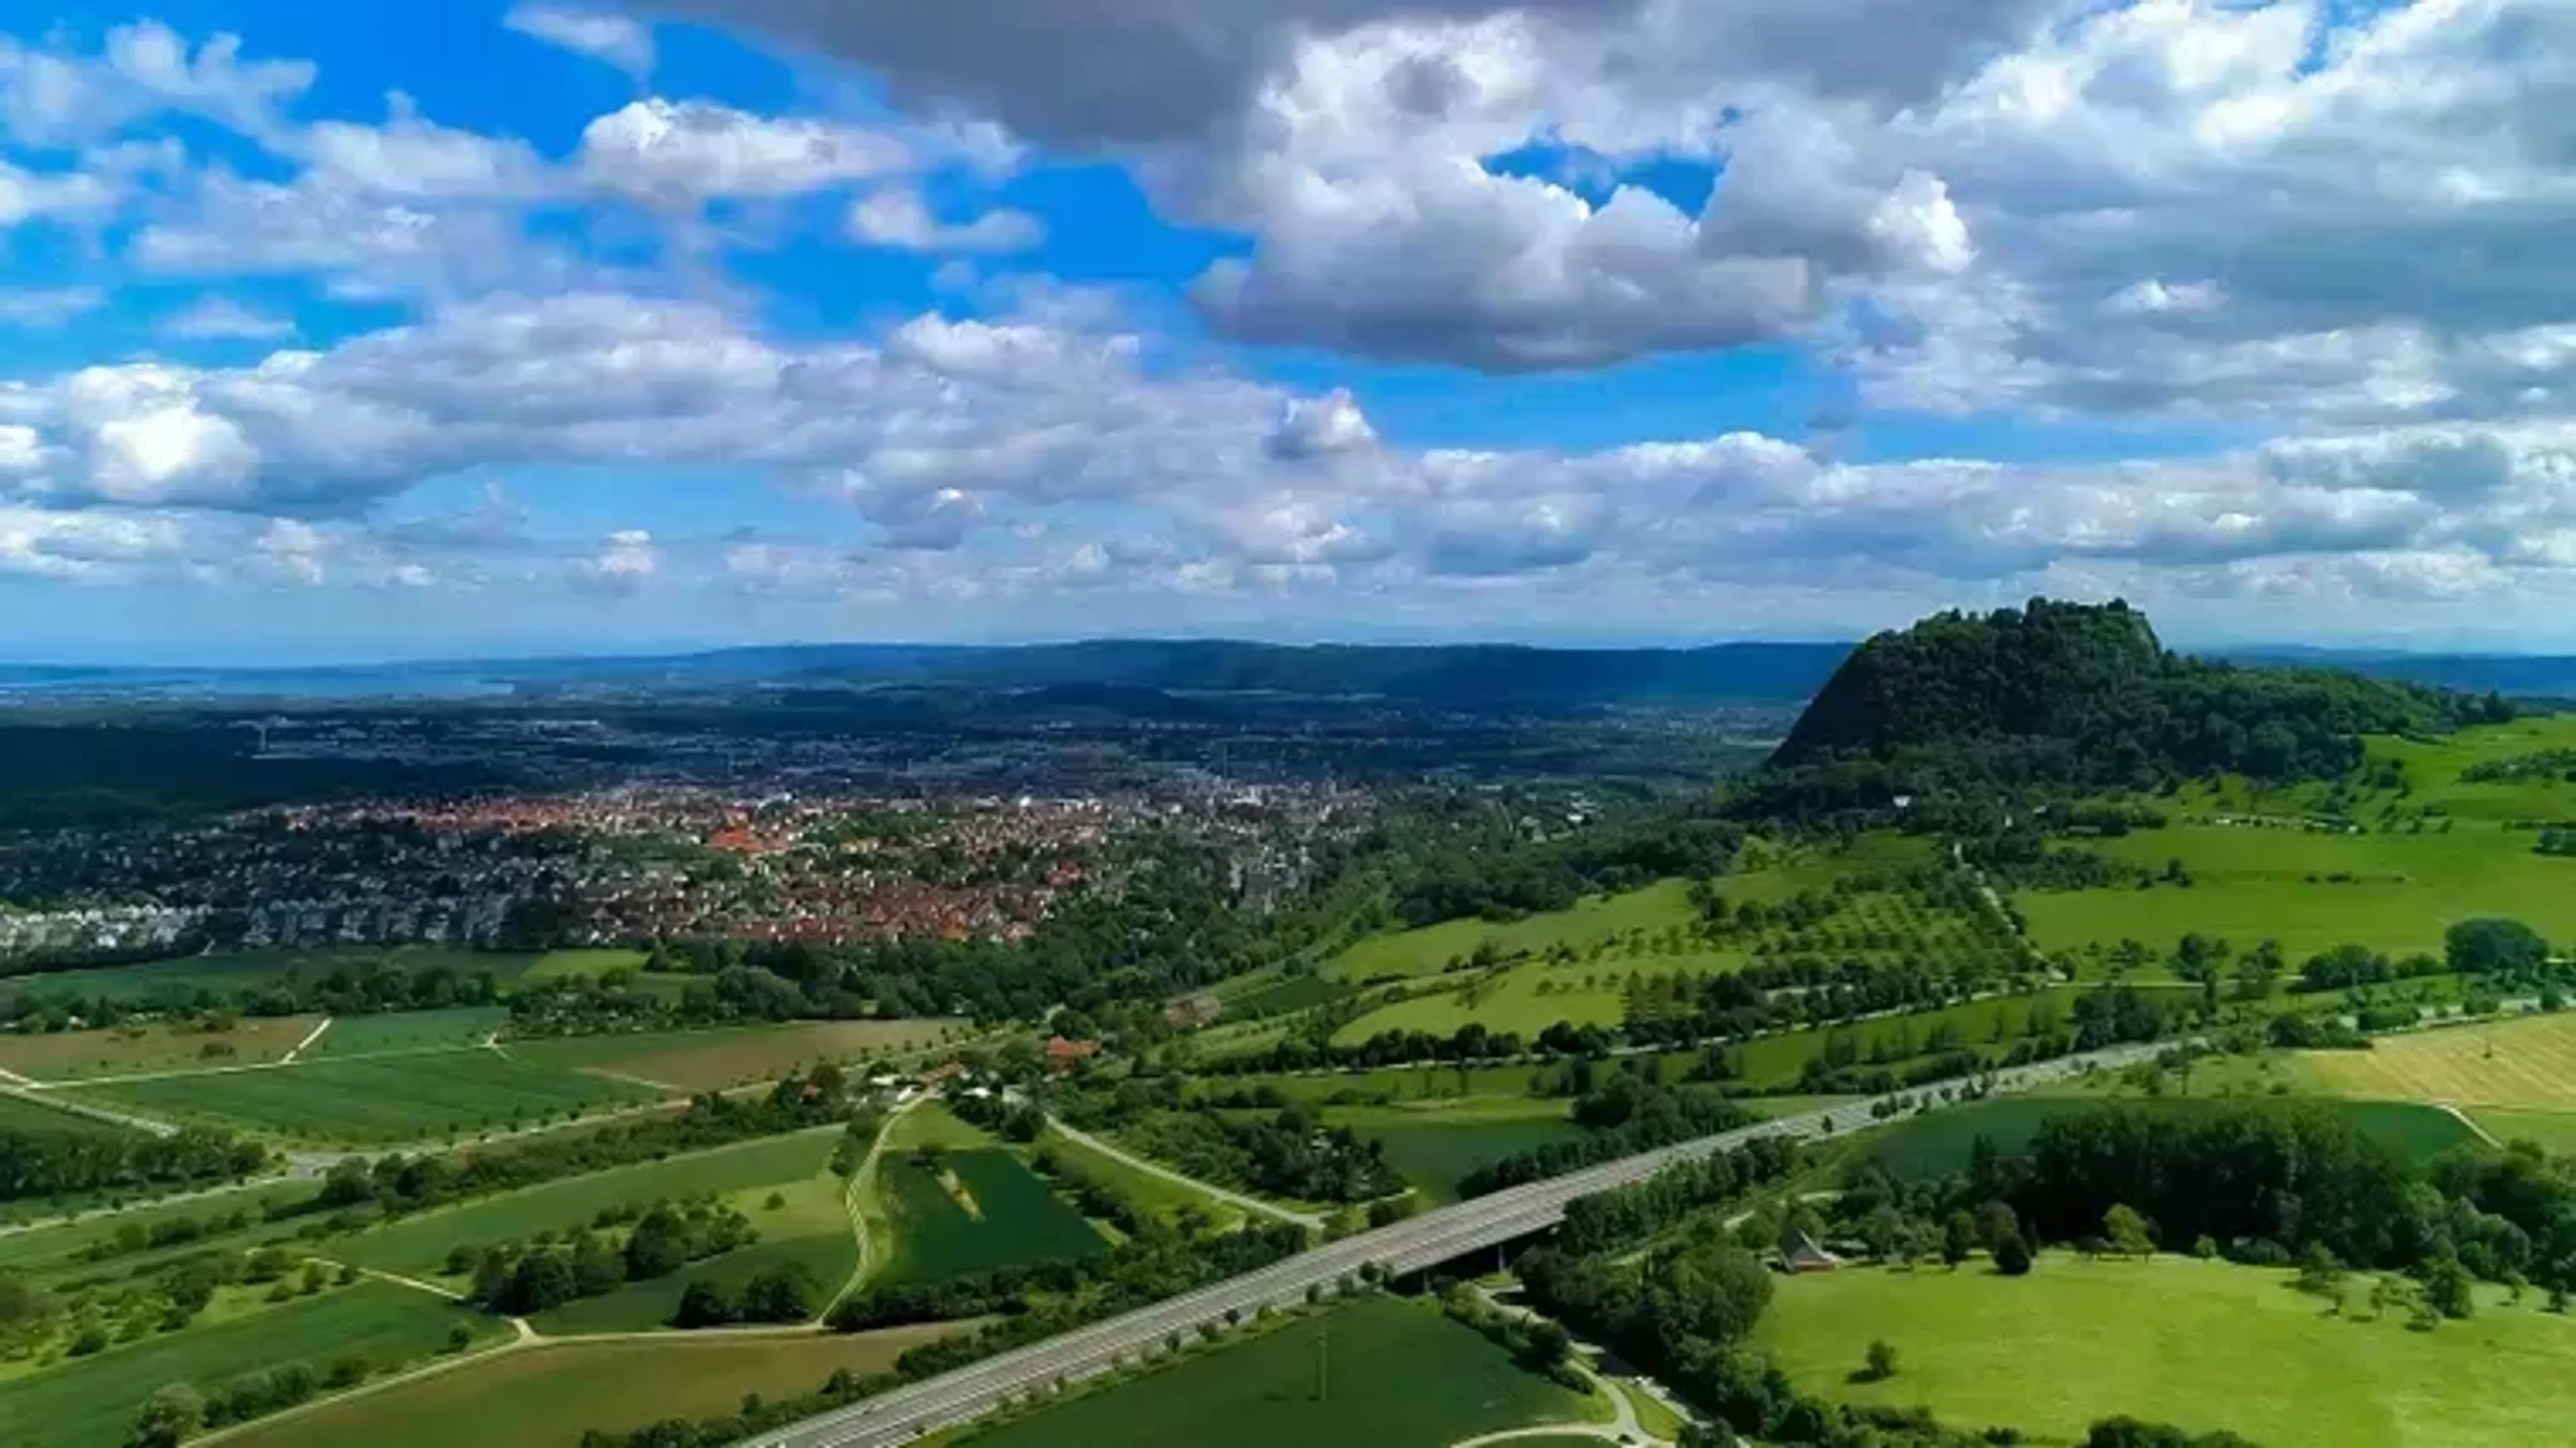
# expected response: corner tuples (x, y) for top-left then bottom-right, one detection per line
(2017, 821), (2576, 960)
(0, 946), (567, 1002)
(218, 1323), (973, 1448)
(1857, 1095), (2479, 1183)
(1756, 1257), (2576, 1448)
(2299, 1012), (2576, 1112)
(304, 1006), (510, 1057)
(2465, 1108), (2576, 1154)
(507, 1019), (959, 1091)
(0, 1282), (498, 1448)
(874, 1148), (1105, 1286)
(1324, 1100), (1581, 1203)
(517, 948), (651, 981)
(68, 1048), (658, 1145)
(1038, 1124), (1244, 1230)
(957, 1296), (1599, 1448)
(1326, 879), (1704, 982)
(0, 1015), (321, 1081)
(334, 1128), (841, 1276)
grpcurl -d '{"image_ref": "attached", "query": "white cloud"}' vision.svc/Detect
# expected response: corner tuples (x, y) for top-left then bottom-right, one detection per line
(578, 528), (659, 591)
(848, 187), (1044, 254)
(297, 93), (551, 201)
(0, 21), (315, 149)
(577, 98), (912, 203)
(162, 298), (297, 342)
(0, 288), (106, 329)
(0, 160), (117, 229)
(506, 5), (657, 80)
(0, 504), (188, 580)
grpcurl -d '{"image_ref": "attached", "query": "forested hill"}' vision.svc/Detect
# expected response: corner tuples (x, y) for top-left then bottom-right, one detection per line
(1757, 599), (2510, 809)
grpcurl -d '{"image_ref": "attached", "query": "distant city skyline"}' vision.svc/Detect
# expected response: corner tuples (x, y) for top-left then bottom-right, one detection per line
(1, 2), (2572, 660)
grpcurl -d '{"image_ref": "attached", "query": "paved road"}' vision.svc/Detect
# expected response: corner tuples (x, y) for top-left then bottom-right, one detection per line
(744, 1041), (2168, 1448)
(1046, 1117), (1329, 1231)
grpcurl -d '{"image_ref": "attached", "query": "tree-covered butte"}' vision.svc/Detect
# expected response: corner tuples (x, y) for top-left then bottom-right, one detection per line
(1743, 599), (2507, 824)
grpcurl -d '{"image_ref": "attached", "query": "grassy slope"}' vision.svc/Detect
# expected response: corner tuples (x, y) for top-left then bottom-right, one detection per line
(957, 1296), (1597, 1448)
(0, 1284), (498, 1448)
(334, 1128), (842, 1276)
(67, 1049), (657, 1145)
(1325, 880), (1704, 983)
(1756, 1257), (2576, 1448)
(216, 1324), (972, 1448)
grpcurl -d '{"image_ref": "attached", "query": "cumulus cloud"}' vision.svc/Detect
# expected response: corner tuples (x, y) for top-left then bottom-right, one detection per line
(577, 528), (658, 592)
(576, 98), (912, 204)
(0, 21), (315, 149)
(847, 187), (1044, 254)
(506, 5), (657, 79)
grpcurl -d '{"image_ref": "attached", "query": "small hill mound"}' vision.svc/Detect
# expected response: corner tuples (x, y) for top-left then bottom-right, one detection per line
(1753, 599), (2505, 815)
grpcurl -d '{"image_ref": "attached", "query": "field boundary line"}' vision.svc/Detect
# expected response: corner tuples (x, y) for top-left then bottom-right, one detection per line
(2440, 1102), (2504, 1147)
(576, 1066), (685, 1093)
(40, 1037), (492, 1089)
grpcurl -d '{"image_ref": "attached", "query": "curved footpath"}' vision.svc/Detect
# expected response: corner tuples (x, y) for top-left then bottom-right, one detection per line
(743, 1041), (2171, 1448)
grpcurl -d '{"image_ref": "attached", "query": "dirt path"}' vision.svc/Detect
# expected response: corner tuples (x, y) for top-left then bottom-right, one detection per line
(824, 1096), (924, 1319)
(279, 1017), (335, 1064)
(1044, 1117), (1328, 1231)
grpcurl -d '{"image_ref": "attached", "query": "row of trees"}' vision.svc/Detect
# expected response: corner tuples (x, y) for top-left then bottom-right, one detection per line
(1059, 1085), (1399, 1204)
(0, 1123), (267, 1206)
(462, 1200), (759, 1317)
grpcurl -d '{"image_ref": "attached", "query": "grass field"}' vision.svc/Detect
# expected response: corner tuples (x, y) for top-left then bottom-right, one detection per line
(507, 1019), (959, 1091)
(335, 1128), (841, 1276)
(0, 1090), (134, 1135)
(2300, 1013), (2576, 1112)
(517, 948), (651, 981)
(875, 1149), (1106, 1285)
(1756, 1256), (2576, 1447)
(0, 1283), (497, 1448)
(1857, 1096), (2481, 1182)
(1324, 1101), (1583, 1203)
(0, 1015), (323, 1081)
(217, 1323), (972, 1448)
(305, 1007), (511, 1057)
(70, 1049), (659, 1145)
(957, 1296), (1598, 1448)
(2018, 819), (2576, 960)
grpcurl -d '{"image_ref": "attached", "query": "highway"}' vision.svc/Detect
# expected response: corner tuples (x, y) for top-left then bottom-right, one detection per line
(745, 1040), (2169, 1448)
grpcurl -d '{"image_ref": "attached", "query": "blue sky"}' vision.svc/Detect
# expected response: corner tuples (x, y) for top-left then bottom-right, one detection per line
(0, 1), (2571, 662)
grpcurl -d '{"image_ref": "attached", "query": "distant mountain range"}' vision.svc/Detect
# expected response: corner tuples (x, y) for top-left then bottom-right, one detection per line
(5, 636), (2575, 709)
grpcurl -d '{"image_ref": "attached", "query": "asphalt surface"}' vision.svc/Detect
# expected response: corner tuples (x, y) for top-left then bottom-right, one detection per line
(744, 1040), (2170, 1448)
